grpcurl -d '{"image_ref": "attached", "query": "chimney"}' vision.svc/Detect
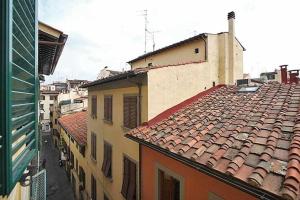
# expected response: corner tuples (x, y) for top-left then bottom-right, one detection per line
(228, 11), (235, 84)
(289, 70), (300, 84)
(280, 65), (288, 84)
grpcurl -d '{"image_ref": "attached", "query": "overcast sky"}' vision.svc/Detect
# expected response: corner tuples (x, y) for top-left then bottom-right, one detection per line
(39, 0), (300, 83)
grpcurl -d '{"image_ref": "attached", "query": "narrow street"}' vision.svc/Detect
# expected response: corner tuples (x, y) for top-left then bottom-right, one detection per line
(40, 132), (75, 200)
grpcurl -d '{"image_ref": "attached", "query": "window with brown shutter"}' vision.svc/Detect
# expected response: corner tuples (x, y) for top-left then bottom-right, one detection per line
(91, 174), (97, 200)
(123, 96), (138, 129)
(91, 95), (97, 118)
(79, 166), (85, 189)
(101, 142), (112, 178)
(121, 156), (136, 200)
(104, 96), (113, 122)
(158, 169), (180, 200)
(91, 132), (97, 160)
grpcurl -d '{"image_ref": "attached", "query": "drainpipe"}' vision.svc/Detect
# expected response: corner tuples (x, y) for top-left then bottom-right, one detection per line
(137, 84), (142, 126)
(200, 34), (207, 61)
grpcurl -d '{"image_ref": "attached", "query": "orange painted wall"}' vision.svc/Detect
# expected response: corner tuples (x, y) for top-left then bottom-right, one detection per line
(141, 146), (257, 200)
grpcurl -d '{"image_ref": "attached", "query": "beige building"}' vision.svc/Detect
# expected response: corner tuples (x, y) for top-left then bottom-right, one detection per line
(128, 11), (245, 85)
(82, 11), (245, 200)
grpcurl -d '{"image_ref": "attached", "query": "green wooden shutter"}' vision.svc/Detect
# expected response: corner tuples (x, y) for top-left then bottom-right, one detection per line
(0, 0), (38, 195)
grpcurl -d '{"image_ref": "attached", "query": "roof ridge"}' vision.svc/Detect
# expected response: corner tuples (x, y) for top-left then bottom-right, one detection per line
(282, 85), (300, 200)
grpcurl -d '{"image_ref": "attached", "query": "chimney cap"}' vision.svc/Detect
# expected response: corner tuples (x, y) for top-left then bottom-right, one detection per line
(228, 11), (235, 20)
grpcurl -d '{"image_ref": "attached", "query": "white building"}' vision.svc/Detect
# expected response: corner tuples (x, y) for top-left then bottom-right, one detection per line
(40, 90), (59, 131)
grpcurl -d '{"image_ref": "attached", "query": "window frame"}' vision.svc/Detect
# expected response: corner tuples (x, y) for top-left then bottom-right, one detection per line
(104, 95), (113, 122)
(155, 163), (184, 200)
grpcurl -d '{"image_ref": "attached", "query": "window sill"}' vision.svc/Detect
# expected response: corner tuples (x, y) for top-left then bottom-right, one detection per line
(103, 119), (113, 125)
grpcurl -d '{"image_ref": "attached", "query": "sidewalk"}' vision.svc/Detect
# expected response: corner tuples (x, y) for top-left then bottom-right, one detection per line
(40, 131), (75, 200)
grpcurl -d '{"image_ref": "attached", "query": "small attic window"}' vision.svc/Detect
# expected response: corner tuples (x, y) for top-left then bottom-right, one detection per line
(238, 86), (259, 93)
(194, 48), (199, 54)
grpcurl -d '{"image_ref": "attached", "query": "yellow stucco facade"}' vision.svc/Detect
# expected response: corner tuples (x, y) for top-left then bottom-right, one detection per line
(86, 85), (148, 200)
(130, 39), (206, 69)
(130, 33), (244, 86)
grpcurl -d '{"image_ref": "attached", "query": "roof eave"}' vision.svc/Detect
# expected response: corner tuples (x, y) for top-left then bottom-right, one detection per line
(126, 134), (280, 200)
(127, 33), (207, 64)
(81, 71), (147, 88)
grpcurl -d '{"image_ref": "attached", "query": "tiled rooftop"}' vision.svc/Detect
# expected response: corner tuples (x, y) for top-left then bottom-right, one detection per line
(127, 82), (300, 200)
(58, 111), (87, 146)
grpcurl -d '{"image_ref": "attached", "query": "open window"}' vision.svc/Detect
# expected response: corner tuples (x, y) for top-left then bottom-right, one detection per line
(121, 156), (137, 200)
(101, 142), (112, 178)
(157, 167), (183, 200)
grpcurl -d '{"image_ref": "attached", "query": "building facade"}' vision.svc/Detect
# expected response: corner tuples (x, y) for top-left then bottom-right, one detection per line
(82, 11), (245, 200)
(40, 90), (59, 132)
(128, 12), (245, 86)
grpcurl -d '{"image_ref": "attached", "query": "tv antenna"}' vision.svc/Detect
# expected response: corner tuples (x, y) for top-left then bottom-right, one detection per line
(143, 9), (148, 53)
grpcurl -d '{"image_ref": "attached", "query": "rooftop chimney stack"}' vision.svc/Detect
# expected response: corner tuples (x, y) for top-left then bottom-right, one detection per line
(228, 11), (235, 84)
(228, 11), (235, 36)
(280, 65), (288, 84)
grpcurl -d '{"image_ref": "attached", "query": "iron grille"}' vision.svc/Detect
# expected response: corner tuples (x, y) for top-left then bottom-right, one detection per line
(31, 169), (46, 200)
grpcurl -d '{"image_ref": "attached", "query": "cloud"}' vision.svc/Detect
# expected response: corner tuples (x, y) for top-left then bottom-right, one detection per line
(39, 0), (300, 83)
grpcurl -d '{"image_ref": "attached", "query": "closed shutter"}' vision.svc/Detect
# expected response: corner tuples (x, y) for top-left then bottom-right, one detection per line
(121, 157), (130, 197)
(91, 133), (96, 160)
(91, 95), (97, 118)
(0, 0), (38, 195)
(123, 96), (138, 129)
(104, 96), (112, 121)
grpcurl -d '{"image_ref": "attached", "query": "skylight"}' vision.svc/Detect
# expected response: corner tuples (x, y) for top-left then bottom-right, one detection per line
(238, 86), (259, 93)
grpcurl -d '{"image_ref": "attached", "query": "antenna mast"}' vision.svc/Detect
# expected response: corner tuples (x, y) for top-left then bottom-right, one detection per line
(143, 9), (148, 53)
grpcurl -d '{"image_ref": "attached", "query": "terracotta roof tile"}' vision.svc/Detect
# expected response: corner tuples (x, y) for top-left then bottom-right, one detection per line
(58, 111), (87, 146)
(127, 82), (300, 200)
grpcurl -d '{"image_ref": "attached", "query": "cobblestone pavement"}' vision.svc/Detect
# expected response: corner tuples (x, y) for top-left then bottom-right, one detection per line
(40, 131), (75, 200)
